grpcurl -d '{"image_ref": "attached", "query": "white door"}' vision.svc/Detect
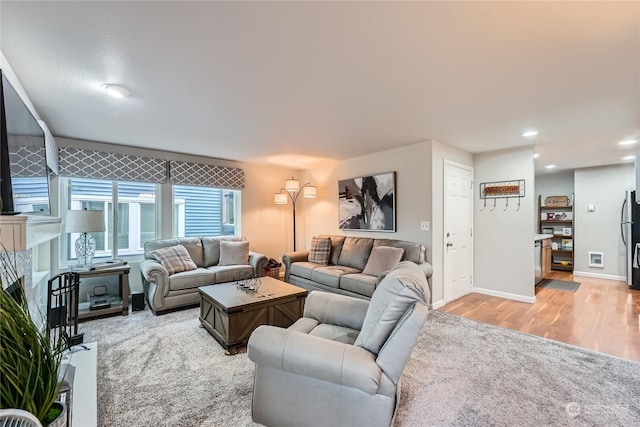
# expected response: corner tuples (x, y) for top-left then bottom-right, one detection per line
(443, 160), (473, 301)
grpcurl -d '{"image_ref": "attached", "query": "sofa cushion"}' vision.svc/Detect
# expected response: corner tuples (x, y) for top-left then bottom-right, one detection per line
(354, 261), (428, 355)
(219, 240), (250, 266)
(168, 268), (216, 291)
(180, 238), (205, 268)
(373, 239), (424, 264)
(310, 265), (361, 289)
(207, 265), (254, 283)
(290, 262), (321, 280)
(362, 246), (404, 276)
(202, 237), (221, 266)
(324, 235), (346, 265)
(152, 245), (198, 275)
(144, 238), (181, 259)
(339, 273), (378, 297)
(308, 236), (331, 265)
(337, 237), (374, 270)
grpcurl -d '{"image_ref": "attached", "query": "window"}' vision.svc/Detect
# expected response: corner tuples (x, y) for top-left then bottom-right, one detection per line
(173, 185), (240, 237)
(62, 177), (157, 263)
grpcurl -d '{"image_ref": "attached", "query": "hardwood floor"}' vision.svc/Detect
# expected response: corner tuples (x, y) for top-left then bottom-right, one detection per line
(439, 271), (640, 362)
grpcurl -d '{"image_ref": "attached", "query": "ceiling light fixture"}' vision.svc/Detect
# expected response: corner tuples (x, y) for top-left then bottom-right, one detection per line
(533, 153), (540, 159)
(623, 155), (635, 161)
(619, 138), (638, 147)
(101, 84), (129, 98)
(545, 164), (556, 169)
(522, 130), (539, 138)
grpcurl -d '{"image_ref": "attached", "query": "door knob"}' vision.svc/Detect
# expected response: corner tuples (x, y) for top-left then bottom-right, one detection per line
(446, 242), (453, 247)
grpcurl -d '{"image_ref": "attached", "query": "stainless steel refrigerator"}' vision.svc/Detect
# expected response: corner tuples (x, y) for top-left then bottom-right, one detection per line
(621, 190), (640, 289)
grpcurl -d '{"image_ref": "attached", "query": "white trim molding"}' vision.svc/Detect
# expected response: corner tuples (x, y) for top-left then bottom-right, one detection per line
(573, 271), (626, 282)
(472, 287), (536, 304)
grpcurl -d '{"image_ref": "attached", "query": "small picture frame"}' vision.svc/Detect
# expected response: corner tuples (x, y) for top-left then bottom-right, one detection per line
(588, 252), (604, 268)
(562, 227), (572, 236)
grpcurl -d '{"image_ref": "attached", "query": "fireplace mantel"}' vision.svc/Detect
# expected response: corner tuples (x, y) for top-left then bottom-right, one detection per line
(0, 214), (61, 251)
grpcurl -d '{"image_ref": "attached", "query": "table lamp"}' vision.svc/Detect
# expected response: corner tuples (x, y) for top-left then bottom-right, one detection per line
(66, 209), (106, 265)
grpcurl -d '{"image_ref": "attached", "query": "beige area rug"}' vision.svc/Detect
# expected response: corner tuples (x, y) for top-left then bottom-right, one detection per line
(79, 307), (640, 427)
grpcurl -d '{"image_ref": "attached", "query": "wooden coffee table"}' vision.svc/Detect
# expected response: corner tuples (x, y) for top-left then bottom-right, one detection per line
(198, 277), (307, 354)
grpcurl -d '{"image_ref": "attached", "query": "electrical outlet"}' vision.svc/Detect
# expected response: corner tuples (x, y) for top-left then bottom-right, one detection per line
(420, 221), (430, 231)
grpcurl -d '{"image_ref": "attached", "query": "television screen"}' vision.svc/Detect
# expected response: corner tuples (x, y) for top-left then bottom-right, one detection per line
(1, 71), (51, 215)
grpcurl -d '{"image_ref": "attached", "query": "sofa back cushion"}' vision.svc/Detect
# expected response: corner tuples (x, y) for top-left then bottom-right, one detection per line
(152, 245), (198, 275)
(337, 237), (374, 270)
(179, 238), (205, 267)
(354, 261), (428, 355)
(308, 236), (331, 264)
(373, 239), (425, 264)
(144, 238), (182, 259)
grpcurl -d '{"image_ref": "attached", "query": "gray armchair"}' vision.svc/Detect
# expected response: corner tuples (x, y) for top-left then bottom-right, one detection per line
(247, 261), (430, 427)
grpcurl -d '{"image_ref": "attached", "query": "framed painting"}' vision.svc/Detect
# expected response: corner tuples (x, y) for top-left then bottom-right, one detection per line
(338, 171), (396, 231)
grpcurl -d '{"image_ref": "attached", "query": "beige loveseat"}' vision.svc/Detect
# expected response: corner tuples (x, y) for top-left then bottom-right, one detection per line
(140, 236), (268, 314)
(248, 261), (430, 427)
(283, 235), (433, 300)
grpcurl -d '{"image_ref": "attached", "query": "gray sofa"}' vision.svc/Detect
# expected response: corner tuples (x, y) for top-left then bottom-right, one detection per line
(248, 261), (430, 427)
(140, 236), (268, 314)
(283, 235), (433, 300)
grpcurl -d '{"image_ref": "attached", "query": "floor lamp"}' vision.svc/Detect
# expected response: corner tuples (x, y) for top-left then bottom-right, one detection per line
(274, 177), (316, 251)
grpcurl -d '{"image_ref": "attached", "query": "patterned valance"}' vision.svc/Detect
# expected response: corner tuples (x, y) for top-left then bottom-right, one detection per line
(59, 147), (167, 184)
(169, 160), (244, 189)
(9, 145), (47, 177)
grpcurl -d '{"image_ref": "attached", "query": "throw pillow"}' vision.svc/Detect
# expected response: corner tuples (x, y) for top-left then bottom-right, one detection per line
(152, 245), (198, 275)
(218, 240), (250, 266)
(308, 236), (331, 265)
(362, 246), (404, 276)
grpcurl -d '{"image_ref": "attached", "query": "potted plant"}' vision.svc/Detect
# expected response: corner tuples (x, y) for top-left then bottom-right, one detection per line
(0, 247), (69, 426)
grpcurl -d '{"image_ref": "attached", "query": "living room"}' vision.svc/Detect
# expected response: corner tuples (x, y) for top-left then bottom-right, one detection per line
(1, 2), (639, 426)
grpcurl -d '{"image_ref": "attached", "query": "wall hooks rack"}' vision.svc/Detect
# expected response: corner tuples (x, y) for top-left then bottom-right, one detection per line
(479, 179), (525, 212)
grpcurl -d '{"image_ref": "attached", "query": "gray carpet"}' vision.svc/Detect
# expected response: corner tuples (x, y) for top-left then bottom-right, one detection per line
(79, 307), (640, 427)
(537, 279), (581, 292)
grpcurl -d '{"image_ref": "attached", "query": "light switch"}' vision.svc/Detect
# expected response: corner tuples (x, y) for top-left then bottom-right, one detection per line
(420, 221), (430, 231)
(587, 204), (595, 212)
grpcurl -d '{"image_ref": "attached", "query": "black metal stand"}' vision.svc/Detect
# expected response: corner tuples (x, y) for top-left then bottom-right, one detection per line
(47, 272), (84, 348)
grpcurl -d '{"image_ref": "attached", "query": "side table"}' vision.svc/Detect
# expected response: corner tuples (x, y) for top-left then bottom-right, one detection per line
(72, 265), (130, 321)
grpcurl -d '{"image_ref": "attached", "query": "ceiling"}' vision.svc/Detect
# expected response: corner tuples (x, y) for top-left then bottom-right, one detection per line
(1, 1), (638, 172)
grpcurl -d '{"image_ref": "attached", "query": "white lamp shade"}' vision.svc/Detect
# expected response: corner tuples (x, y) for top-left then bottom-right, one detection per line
(303, 186), (317, 198)
(274, 193), (288, 205)
(285, 178), (300, 192)
(66, 210), (106, 233)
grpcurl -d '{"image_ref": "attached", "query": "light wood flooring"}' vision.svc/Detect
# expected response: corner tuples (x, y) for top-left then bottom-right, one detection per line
(439, 271), (640, 362)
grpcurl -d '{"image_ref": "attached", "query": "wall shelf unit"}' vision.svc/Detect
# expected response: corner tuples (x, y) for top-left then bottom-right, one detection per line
(538, 194), (574, 272)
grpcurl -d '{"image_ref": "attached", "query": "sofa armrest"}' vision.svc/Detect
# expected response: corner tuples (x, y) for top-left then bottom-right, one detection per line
(419, 261), (433, 279)
(282, 250), (310, 281)
(303, 291), (369, 331)
(249, 251), (268, 277)
(248, 325), (381, 395)
(140, 259), (169, 295)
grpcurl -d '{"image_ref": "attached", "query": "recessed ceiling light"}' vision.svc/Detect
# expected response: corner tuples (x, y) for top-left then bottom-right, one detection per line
(522, 130), (539, 138)
(533, 153), (540, 159)
(101, 84), (129, 98)
(623, 155), (635, 161)
(545, 164), (556, 169)
(619, 138), (638, 146)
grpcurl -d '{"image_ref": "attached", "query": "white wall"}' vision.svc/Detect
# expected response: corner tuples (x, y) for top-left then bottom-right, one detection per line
(535, 170), (575, 202)
(302, 141), (432, 247)
(573, 163), (633, 280)
(430, 140), (473, 307)
(474, 147), (536, 302)
(0, 51), (41, 120)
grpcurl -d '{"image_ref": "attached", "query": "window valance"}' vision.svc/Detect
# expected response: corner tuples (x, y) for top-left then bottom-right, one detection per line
(58, 147), (167, 184)
(8, 145), (47, 177)
(169, 160), (244, 189)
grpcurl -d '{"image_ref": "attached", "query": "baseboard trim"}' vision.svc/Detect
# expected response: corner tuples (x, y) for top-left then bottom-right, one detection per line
(572, 271), (626, 281)
(472, 287), (536, 304)
(431, 300), (447, 309)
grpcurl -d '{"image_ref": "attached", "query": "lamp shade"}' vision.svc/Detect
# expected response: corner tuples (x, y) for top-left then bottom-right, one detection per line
(66, 210), (106, 233)
(285, 178), (300, 192)
(274, 193), (288, 205)
(303, 185), (317, 198)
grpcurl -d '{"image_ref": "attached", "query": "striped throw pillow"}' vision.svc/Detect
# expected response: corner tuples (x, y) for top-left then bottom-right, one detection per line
(153, 245), (198, 275)
(308, 236), (331, 265)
